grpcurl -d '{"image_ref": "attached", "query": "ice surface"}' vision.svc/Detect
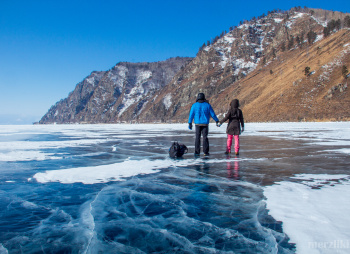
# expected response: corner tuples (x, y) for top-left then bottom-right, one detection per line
(0, 122), (349, 253)
(240, 122), (350, 147)
(326, 148), (350, 154)
(50, 170), (293, 253)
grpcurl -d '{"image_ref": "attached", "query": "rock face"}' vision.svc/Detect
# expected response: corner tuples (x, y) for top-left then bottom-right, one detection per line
(40, 8), (350, 124)
(40, 57), (192, 123)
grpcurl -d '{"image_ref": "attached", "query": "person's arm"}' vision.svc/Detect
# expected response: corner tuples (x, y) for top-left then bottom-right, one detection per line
(219, 110), (230, 125)
(188, 105), (195, 129)
(209, 104), (219, 123)
(188, 105), (195, 124)
(239, 109), (245, 132)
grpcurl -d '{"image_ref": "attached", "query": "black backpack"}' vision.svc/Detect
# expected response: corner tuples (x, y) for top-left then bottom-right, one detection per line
(169, 142), (188, 158)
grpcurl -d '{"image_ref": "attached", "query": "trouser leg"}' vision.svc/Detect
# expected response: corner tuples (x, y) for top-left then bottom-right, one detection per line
(195, 125), (201, 154)
(227, 134), (233, 153)
(234, 135), (240, 154)
(202, 126), (209, 154)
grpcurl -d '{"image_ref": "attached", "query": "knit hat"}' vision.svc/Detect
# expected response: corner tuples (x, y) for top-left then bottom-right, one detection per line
(196, 93), (206, 102)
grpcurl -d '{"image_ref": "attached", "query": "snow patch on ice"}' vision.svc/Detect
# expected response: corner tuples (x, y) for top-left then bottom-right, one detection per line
(0, 244), (8, 254)
(0, 125), (126, 162)
(265, 174), (350, 254)
(0, 138), (108, 162)
(32, 157), (262, 185)
(33, 159), (164, 184)
(324, 148), (350, 155)
(0, 150), (61, 162)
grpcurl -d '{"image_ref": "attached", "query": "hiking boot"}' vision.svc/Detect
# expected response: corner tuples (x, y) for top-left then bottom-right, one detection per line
(235, 152), (239, 156)
(225, 150), (231, 155)
(204, 153), (210, 156)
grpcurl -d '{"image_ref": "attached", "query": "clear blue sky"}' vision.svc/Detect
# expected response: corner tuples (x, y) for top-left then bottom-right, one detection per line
(0, 0), (348, 124)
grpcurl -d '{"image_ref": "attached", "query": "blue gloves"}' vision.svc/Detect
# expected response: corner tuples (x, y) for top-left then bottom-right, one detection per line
(188, 123), (193, 130)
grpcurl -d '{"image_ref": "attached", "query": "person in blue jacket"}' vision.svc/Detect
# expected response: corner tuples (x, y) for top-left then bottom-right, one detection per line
(188, 93), (220, 156)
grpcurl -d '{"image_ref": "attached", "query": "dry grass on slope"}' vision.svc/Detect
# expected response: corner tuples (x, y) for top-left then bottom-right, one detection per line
(213, 29), (350, 122)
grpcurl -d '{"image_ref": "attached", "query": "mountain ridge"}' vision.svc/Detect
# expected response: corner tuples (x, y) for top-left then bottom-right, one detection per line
(40, 57), (193, 124)
(40, 7), (350, 124)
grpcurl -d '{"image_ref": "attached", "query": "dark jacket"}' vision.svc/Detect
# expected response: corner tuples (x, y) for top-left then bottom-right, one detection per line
(188, 94), (219, 125)
(219, 99), (244, 135)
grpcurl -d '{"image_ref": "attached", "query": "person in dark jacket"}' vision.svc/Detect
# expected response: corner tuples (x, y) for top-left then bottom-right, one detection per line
(219, 99), (244, 155)
(188, 93), (219, 156)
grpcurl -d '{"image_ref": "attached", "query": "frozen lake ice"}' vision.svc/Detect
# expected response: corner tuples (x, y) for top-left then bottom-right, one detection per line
(0, 122), (349, 253)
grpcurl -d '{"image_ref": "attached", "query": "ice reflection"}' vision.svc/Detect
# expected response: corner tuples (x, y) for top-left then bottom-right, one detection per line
(226, 156), (240, 180)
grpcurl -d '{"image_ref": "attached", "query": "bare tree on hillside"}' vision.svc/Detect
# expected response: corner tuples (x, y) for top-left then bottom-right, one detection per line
(342, 65), (349, 78)
(288, 37), (294, 50)
(281, 42), (286, 52)
(304, 67), (311, 76)
(307, 31), (317, 44)
(344, 16), (350, 28)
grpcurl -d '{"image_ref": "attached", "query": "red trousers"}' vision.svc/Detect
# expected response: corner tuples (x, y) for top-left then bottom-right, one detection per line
(227, 135), (239, 153)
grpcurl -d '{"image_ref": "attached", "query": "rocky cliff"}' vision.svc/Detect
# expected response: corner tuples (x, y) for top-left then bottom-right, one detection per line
(40, 8), (350, 124)
(40, 57), (192, 123)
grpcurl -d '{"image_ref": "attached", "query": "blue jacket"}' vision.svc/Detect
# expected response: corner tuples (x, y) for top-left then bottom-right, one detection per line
(188, 101), (219, 124)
